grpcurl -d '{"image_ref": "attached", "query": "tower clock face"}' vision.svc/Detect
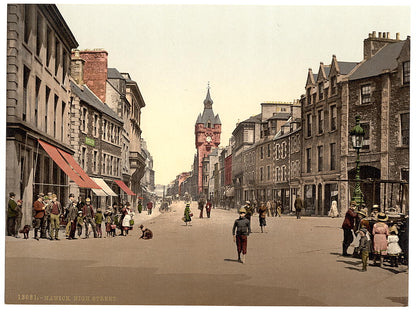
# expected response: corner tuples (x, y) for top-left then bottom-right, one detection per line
(206, 136), (212, 142)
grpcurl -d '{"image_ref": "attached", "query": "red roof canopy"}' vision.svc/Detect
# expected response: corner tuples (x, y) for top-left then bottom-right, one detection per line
(114, 180), (136, 196)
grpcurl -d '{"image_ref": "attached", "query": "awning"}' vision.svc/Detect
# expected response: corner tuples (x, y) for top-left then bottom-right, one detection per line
(92, 188), (108, 197)
(38, 139), (101, 189)
(92, 178), (118, 196)
(114, 180), (136, 196)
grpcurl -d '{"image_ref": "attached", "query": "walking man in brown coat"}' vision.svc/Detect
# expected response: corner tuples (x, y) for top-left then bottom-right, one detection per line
(294, 196), (304, 219)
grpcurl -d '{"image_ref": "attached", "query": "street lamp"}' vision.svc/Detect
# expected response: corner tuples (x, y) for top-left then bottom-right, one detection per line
(350, 115), (365, 209)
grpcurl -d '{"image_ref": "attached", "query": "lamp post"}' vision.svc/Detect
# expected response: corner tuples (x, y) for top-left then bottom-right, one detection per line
(350, 115), (365, 209)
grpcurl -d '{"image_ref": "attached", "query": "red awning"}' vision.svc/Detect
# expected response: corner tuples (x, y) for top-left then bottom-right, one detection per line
(114, 180), (136, 196)
(38, 139), (101, 189)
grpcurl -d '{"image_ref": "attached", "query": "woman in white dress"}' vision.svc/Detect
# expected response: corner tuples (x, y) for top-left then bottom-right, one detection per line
(121, 204), (135, 236)
(328, 200), (339, 218)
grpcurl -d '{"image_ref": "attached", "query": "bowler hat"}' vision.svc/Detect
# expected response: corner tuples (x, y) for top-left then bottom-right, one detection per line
(9, 192), (15, 197)
(69, 193), (75, 198)
(86, 198), (91, 202)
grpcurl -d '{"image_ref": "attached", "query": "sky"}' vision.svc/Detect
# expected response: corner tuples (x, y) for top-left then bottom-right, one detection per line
(53, 2), (411, 186)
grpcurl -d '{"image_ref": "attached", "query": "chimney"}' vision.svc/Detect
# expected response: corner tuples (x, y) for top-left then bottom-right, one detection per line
(70, 49), (85, 85)
(396, 32), (400, 40)
(79, 49), (108, 103)
(364, 31), (402, 60)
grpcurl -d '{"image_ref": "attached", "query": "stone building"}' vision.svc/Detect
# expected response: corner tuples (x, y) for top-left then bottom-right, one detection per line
(6, 4), (81, 227)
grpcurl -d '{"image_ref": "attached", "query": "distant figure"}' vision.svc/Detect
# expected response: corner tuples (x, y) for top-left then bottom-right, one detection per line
(294, 196), (304, 219)
(357, 228), (371, 272)
(328, 200), (339, 218)
(342, 201), (358, 256)
(139, 224), (153, 240)
(205, 201), (212, 218)
(232, 208), (251, 264)
(147, 201), (153, 215)
(198, 197), (205, 218)
(183, 203), (192, 226)
(258, 202), (267, 233)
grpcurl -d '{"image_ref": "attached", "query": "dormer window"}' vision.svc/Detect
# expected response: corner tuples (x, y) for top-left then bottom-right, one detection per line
(318, 82), (324, 100)
(331, 76), (337, 95)
(207, 120), (211, 128)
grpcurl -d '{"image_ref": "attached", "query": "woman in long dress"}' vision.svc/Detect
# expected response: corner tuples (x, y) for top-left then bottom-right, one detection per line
(184, 203), (192, 226)
(328, 200), (339, 218)
(372, 212), (389, 267)
(121, 204), (135, 236)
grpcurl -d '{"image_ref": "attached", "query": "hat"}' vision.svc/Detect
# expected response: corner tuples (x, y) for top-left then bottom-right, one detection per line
(245, 201), (250, 204)
(43, 196), (49, 200)
(78, 211), (82, 215)
(186, 203), (190, 207)
(372, 205), (380, 210)
(376, 212), (388, 222)
(238, 207), (247, 213)
(350, 201), (357, 206)
(9, 192), (15, 197)
(38, 193), (45, 197)
(359, 228), (367, 234)
(86, 198), (91, 202)
(139, 224), (144, 229)
(357, 210), (367, 218)
(69, 193), (75, 198)
(389, 225), (399, 235)
(97, 207), (102, 211)
(52, 194), (57, 199)
(126, 202), (131, 206)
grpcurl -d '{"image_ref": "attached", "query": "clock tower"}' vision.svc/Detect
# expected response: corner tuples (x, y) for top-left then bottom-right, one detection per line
(195, 85), (221, 196)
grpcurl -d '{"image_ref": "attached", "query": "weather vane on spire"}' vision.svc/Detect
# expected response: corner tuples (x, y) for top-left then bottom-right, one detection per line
(207, 81), (210, 90)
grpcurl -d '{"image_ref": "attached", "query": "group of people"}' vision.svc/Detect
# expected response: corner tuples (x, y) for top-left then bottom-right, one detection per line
(7, 191), (157, 241)
(342, 201), (405, 271)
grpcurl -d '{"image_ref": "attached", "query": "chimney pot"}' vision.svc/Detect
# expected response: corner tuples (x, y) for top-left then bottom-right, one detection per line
(372, 31), (376, 37)
(383, 32), (386, 38)
(387, 32), (390, 39)
(379, 32), (382, 38)
(396, 32), (400, 40)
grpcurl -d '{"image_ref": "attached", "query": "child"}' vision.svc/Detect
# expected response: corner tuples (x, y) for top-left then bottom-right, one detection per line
(104, 208), (113, 238)
(357, 228), (371, 271)
(76, 211), (84, 238)
(94, 207), (103, 238)
(387, 225), (402, 267)
(139, 224), (153, 240)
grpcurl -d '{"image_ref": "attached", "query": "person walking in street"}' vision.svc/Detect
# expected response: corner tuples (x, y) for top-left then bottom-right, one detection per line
(94, 207), (104, 238)
(121, 203), (135, 235)
(65, 193), (76, 238)
(76, 211), (84, 238)
(14, 199), (23, 238)
(276, 200), (282, 217)
(372, 212), (389, 267)
(271, 199), (278, 217)
(244, 201), (254, 233)
(42, 194), (52, 239)
(147, 201), (153, 215)
(232, 207), (251, 264)
(48, 194), (63, 240)
(342, 201), (358, 256)
(205, 201), (212, 218)
(387, 224), (402, 267)
(32, 193), (45, 241)
(294, 196), (303, 219)
(137, 200), (143, 214)
(328, 200), (339, 218)
(266, 200), (272, 217)
(183, 203), (192, 226)
(357, 228), (371, 272)
(7, 192), (18, 237)
(82, 198), (97, 238)
(258, 202), (267, 233)
(198, 197), (205, 218)
(104, 208), (114, 238)
(66, 201), (78, 240)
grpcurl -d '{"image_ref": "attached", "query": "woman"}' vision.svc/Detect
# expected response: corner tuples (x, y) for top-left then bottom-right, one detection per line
(372, 212), (389, 267)
(184, 203), (192, 226)
(328, 200), (339, 218)
(258, 202), (267, 233)
(121, 203), (135, 236)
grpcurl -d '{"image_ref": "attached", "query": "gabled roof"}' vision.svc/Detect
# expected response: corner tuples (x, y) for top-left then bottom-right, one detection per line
(70, 81), (123, 123)
(338, 61), (360, 75)
(349, 41), (405, 81)
(242, 113), (262, 123)
(107, 68), (125, 80)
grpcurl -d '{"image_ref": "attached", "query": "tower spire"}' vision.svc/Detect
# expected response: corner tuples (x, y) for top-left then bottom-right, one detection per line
(204, 82), (213, 109)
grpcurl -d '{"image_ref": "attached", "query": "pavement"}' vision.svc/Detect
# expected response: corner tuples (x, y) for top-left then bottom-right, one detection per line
(4, 201), (408, 306)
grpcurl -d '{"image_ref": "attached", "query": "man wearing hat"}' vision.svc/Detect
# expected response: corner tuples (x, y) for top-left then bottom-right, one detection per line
(7, 192), (18, 236)
(82, 198), (97, 238)
(294, 196), (304, 219)
(66, 201), (79, 239)
(33, 193), (46, 240)
(65, 193), (76, 238)
(341, 201), (358, 256)
(370, 205), (380, 218)
(243, 201), (254, 233)
(14, 199), (23, 238)
(48, 194), (63, 240)
(232, 207), (251, 263)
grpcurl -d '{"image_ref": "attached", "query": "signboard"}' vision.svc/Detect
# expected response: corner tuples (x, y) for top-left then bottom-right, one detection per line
(85, 137), (95, 147)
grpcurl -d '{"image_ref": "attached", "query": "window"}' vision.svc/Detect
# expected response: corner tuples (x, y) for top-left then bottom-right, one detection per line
(330, 105), (337, 131)
(400, 113), (409, 146)
(93, 151), (98, 173)
(318, 109), (324, 134)
(306, 148), (311, 173)
(35, 77), (41, 127)
(360, 123), (370, 150)
(81, 108), (87, 132)
(36, 12), (42, 57)
(45, 86), (50, 133)
(260, 146), (264, 159)
(46, 26), (52, 67)
(81, 147), (87, 169)
(103, 120), (107, 140)
(307, 114), (312, 137)
(317, 146), (323, 172)
(403, 61), (410, 84)
(282, 142), (287, 159)
(24, 5), (31, 44)
(401, 168), (409, 182)
(266, 166), (270, 180)
(93, 114), (98, 137)
(62, 50), (68, 83)
(361, 84), (371, 104)
(55, 38), (60, 76)
(331, 76), (337, 95)
(307, 87), (312, 105)
(53, 95), (58, 138)
(267, 144), (271, 157)
(61, 101), (66, 141)
(281, 108), (286, 112)
(282, 166), (286, 182)
(318, 82), (324, 100)
(276, 167), (280, 182)
(330, 143), (336, 170)
(276, 144), (280, 159)
(260, 167), (263, 181)
(103, 154), (106, 174)
(23, 66), (30, 121)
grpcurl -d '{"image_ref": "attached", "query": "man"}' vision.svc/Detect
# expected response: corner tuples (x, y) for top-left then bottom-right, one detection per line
(244, 201), (254, 233)
(65, 193), (76, 238)
(266, 199), (272, 217)
(66, 201), (78, 239)
(342, 201), (358, 256)
(82, 198), (97, 238)
(33, 194), (46, 240)
(198, 197), (205, 218)
(14, 199), (23, 238)
(7, 192), (18, 236)
(232, 207), (251, 264)
(48, 194), (63, 240)
(294, 196), (304, 219)
(42, 194), (52, 239)
(147, 201), (153, 215)
(205, 201), (212, 218)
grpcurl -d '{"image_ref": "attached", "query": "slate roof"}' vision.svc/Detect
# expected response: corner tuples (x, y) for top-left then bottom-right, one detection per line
(242, 113), (262, 123)
(338, 61), (360, 75)
(196, 109), (221, 125)
(268, 112), (291, 120)
(107, 68), (125, 80)
(349, 41), (405, 81)
(70, 81), (123, 123)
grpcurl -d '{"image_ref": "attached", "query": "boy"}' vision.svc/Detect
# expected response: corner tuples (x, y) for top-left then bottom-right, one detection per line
(232, 207), (251, 263)
(357, 228), (371, 271)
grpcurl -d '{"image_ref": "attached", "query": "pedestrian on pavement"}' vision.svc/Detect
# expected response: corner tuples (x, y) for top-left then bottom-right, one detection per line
(342, 201), (358, 256)
(137, 200), (143, 214)
(352, 210), (369, 257)
(294, 196), (304, 219)
(14, 199), (23, 238)
(276, 200), (282, 217)
(32, 193), (46, 240)
(94, 207), (104, 238)
(328, 200), (339, 218)
(198, 197), (205, 218)
(139, 224), (153, 239)
(121, 203), (135, 235)
(387, 224), (402, 267)
(104, 208), (113, 238)
(357, 228), (371, 271)
(82, 198), (97, 238)
(65, 193), (76, 238)
(271, 199), (278, 217)
(48, 194), (63, 240)
(372, 212), (389, 267)
(244, 201), (254, 233)
(266, 200), (271, 217)
(76, 211), (84, 237)
(7, 192), (18, 237)
(258, 202), (267, 233)
(205, 201), (212, 218)
(232, 207), (251, 264)
(183, 203), (192, 226)
(147, 201), (153, 215)
(370, 205), (380, 218)
(42, 194), (52, 239)
(66, 201), (78, 239)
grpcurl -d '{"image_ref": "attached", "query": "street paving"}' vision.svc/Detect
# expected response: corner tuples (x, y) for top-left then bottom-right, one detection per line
(5, 201), (408, 306)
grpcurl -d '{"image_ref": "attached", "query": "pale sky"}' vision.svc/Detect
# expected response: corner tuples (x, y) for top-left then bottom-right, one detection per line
(55, 2), (411, 186)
